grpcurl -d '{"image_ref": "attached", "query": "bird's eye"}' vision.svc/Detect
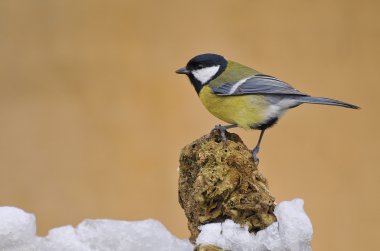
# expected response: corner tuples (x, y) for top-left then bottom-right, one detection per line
(198, 64), (204, 69)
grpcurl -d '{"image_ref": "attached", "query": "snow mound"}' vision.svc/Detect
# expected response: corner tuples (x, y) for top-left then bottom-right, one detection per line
(0, 208), (193, 251)
(0, 207), (36, 249)
(196, 198), (313, 251)
(40, 219), (193, 251)
(0, 199), (312, 251)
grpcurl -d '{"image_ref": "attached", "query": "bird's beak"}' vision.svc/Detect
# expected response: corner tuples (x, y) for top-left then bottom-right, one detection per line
(175, 67), (190, 75)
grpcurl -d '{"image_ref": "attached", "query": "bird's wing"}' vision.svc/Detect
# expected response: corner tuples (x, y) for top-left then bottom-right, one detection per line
(212, 74), (308, 96)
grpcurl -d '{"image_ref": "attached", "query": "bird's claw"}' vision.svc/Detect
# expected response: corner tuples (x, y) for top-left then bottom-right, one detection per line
(252, 146), (260, 165)
(215, 124), (228, 143)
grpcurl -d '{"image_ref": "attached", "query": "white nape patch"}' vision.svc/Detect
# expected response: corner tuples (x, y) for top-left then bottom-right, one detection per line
(228, 76), (252, 94)
(192, 65), (220, 84)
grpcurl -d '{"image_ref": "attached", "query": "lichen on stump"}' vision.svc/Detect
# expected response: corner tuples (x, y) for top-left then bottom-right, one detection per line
(194, 244), (226, 251)
(178, 129), (276, 243)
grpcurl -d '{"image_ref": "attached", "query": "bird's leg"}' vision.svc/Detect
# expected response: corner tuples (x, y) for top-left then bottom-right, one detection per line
(215, 124), (238, 143)
(252, 129), (266, 164)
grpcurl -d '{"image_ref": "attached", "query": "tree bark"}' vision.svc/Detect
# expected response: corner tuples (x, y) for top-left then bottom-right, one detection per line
(178, 129), (277, 244)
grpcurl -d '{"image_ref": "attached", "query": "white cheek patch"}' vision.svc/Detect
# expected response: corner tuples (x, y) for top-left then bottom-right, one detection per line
(191, 65), (220, 84)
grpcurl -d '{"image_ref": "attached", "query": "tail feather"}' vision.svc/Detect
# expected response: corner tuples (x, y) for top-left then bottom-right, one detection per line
(297, 96), (360, 109)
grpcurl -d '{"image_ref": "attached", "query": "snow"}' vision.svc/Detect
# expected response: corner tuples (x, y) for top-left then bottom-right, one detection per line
(0, 199), (312, 251)
(196, 199), (313, 251)
(39, 219), (194, 251)
(0, 208), (193, 251)
(0, 207), (36, 250)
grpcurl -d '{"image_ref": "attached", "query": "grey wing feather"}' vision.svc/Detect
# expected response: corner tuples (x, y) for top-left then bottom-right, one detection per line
(212, 74), (308, 96)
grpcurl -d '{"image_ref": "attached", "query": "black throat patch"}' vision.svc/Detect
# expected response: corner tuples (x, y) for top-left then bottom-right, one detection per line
(188, 63), (227, 95)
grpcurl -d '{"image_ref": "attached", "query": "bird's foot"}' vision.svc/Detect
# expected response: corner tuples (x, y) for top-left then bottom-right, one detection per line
(252, 146), (260, 166)
(215, 124), (228, 143)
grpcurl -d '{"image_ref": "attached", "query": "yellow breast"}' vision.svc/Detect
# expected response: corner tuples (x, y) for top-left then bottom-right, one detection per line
(199, 86), (267, 129)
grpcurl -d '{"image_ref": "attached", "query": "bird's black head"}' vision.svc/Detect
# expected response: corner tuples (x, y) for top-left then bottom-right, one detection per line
(176, 53), (228, 94)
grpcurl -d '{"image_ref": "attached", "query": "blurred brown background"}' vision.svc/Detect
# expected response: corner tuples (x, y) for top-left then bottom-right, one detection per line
(0, 0), (378, 250)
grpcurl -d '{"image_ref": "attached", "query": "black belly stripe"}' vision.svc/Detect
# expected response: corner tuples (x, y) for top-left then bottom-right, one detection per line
(251, 117), (279, 130)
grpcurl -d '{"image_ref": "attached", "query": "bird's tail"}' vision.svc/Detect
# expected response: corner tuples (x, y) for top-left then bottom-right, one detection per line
(297, 96), (360, 109)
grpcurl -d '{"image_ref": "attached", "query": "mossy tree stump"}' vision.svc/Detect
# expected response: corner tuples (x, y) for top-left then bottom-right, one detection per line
(178, 129), (276, 244)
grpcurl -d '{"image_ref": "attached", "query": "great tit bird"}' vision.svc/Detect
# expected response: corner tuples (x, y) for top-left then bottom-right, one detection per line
(176, 53), (359, 163)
